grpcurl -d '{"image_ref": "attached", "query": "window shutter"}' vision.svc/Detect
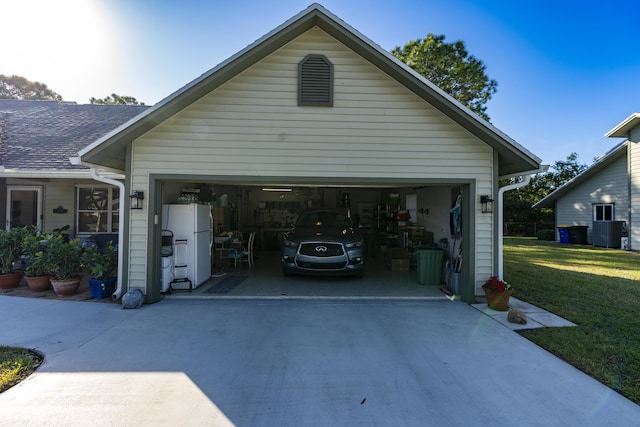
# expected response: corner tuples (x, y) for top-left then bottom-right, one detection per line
(299, 55), (333, 106)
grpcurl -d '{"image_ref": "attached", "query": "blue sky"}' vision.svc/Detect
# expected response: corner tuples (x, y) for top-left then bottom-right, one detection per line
(3, 0), (640, 167)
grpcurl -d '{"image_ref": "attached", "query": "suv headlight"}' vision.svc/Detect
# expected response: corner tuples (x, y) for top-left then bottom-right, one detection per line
(283, 240), (299, 248)
(345, 240), (363, 249)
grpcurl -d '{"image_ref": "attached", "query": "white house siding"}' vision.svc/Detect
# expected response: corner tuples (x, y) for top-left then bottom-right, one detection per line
(128, 27), (495, 294)
(555, 154), (629, 242)
(629, 128), (640, 249)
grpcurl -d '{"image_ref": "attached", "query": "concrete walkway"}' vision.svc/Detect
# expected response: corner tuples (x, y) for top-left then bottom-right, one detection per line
(0, 295), (638, 426)
(471, 297), (577, 330)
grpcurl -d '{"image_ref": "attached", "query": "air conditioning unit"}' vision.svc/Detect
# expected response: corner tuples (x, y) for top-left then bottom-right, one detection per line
(592, 221), (625, 248)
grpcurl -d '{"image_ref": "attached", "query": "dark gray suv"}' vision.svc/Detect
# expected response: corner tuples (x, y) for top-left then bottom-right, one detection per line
(281, 208), (364, 277)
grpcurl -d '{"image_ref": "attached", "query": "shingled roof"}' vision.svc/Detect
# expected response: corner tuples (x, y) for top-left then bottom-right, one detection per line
(0, 100), (148, 173)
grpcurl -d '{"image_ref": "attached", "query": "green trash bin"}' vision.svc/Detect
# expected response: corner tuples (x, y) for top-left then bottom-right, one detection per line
(416, 249), (443, 285)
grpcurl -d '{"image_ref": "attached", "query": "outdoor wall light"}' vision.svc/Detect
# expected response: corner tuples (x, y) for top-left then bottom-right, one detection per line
(130, 191), (144, 210)
(480, 195), (494, 213)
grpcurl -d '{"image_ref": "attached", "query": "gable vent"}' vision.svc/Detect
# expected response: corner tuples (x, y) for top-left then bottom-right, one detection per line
(298, 54), (333, 106)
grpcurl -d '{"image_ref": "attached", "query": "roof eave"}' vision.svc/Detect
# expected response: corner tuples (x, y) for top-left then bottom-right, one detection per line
(0, 167), (124, 180)
(80, 3), (541, 175)
(532, 141), (628, 209)
(313, 9), (541, 175)
(605, 113), (640, 138)
(79, 6), (326, 168)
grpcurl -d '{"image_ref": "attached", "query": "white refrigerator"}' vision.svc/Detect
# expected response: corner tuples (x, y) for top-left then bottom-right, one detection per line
(162, 204), (213, 289)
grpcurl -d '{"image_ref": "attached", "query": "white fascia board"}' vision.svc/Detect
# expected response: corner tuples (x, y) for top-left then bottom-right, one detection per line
(320, 3), (542, 166)
(78, 3), (541, 170)
(0, 166), (124, 180)
(605, 113), (640, 138)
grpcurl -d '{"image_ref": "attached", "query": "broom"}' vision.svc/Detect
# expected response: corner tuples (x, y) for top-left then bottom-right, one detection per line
(439, 284), (456, 301)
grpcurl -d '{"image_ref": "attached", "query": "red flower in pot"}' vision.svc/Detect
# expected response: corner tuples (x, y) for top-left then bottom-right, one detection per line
(482, 276), (513, 311)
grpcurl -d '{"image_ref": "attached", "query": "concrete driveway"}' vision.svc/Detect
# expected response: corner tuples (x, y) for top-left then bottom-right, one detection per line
(0, 296), (638, 426)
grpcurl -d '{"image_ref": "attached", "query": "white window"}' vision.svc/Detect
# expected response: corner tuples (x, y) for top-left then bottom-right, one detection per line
(77, 186), (119, 233)
(593, 204), (614, 221)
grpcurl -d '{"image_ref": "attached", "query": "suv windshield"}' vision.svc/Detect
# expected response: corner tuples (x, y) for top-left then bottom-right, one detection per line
(296, 211), (351, 228)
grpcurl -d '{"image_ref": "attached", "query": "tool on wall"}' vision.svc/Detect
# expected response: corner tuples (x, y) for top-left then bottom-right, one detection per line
(447, 193), (463, 294)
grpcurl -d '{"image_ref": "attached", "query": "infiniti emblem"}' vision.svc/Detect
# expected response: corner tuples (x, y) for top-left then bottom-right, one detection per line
(315, 245), (328, 253)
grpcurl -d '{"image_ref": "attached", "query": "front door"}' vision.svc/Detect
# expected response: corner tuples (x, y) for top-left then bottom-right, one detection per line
(6, 186), (42, 230)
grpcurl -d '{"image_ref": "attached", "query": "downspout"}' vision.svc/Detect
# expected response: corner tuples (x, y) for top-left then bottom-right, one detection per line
(90, 168), (126, 300)
(497, 166), (548, 281)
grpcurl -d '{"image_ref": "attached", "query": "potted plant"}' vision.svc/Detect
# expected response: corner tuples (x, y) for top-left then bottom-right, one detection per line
(0, 227), (28, 289)
(482, 276), (513, 311)
(22, 229), (52, 292)
(81, 241), (118, 299)
(45, 232), (84, 296)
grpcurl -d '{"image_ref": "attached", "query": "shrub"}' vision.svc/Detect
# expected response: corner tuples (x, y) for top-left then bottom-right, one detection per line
(0, 227), (28, 274)
(81, 241), (118, 280)
(45, 233), (84, 280)
(537, 229), (555, 241)
(22, 230), (51, 277)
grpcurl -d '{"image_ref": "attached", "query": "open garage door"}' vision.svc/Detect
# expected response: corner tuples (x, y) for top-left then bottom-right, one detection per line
(147, 176), (473, 301)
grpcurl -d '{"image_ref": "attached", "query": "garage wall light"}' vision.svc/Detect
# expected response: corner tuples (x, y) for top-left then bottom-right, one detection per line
(262, 188), (292, 192)
(130, 191), (144, 210)
(480, 195), (494, 214)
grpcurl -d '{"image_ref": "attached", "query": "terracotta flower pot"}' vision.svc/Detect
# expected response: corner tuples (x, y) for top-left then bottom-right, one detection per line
(50, 277), (81, 296)
(483, 287), (512, 311)
(0, 272), (23, 290)
(25, 275), (51, 292)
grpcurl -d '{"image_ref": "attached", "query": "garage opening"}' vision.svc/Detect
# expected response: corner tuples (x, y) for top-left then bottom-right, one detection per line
(154, 179), (469, 299)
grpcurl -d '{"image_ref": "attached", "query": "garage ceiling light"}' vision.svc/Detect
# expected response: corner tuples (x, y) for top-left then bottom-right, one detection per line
(262, 188), (292, 192)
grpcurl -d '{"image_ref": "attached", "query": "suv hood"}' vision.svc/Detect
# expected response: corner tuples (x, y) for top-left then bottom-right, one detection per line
(288, 226), (361, 242)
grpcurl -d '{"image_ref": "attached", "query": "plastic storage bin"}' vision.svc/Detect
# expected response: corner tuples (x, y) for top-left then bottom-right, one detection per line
(557, 227), (571, 244)
(89, 277), (116, 299)
(569, 226), (588, 244)
(416, 249), (443, 285)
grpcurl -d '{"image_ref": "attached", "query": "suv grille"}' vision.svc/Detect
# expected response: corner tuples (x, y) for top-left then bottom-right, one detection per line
(296, 261), (347, 270)
(299, 243), (344, 257)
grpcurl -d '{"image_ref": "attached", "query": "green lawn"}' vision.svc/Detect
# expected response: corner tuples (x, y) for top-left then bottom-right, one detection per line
(504, 237), (640, 404)
(0, 346), (42, 393)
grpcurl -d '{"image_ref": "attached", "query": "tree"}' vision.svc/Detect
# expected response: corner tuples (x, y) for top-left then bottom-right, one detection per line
(542, 152), (588, 190)
(502, 152), (589, 224)
(0, 74), (63, 101)
(392, 34), (497, 120)
(90, 93), (145, 106)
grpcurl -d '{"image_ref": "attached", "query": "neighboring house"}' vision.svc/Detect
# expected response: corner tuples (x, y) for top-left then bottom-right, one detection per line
(77, 4), (542, 303)
(534, 113), (640, 250)
(0, 100), (148, 237)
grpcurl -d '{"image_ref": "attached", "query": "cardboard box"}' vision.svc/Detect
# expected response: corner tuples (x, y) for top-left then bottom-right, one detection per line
(387, 248), (408, 259)
(412, 230), (434, 245)
(401, 227), (434, 245)
(410, 228), (425, 238)
(385, 248), (409, 271)
(389, 259), (410, 271)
